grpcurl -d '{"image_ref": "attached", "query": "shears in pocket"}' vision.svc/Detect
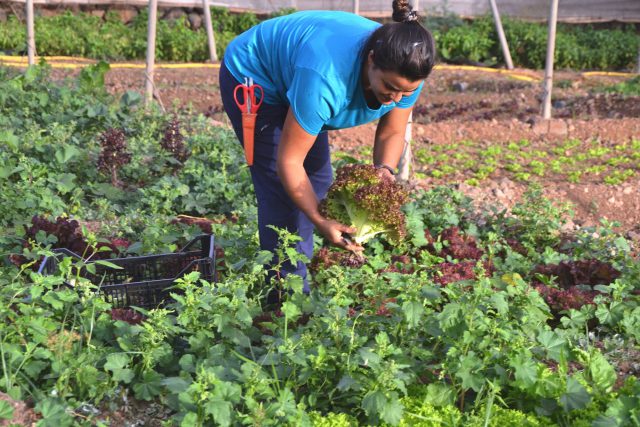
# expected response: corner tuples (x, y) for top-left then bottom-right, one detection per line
(233, 77), (264, 166)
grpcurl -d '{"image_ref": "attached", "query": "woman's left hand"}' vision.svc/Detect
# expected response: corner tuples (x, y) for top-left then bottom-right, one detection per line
(315, 218), (363, 252)
(375, 165), (395, 181)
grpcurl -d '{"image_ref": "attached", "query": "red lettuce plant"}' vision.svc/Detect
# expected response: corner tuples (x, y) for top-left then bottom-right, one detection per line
(309, 247), (366, 272)
(533, 259), (620, 289)
(10, 216), (123, 267)
(97, 128), (131, 187)
(319, 164), (409, 245)
(438, 227), (484, 261)
(532, 259), (619, 316)
(161, 117), (189, 163)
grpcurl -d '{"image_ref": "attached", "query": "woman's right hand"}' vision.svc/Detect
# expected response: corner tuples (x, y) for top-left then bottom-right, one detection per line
(315, 218), (363, 252)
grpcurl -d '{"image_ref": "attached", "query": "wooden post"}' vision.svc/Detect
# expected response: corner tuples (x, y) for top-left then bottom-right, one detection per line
(488, 0), (513, 70)
(397, 111), (413, 181)
(541, 0), (559, 119)
(26, 0), (35, 65)
(354, 0), (359, 15)
(145, 0), (158, 107)
(202, 0), (218, 63)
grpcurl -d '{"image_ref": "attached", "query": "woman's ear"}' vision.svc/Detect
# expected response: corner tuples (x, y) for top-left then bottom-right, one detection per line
(368, 50), (374, 64)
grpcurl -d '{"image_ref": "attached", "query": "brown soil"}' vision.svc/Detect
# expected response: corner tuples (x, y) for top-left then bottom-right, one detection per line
(46, 63), (640, 234)
(0, 392), (38, 426)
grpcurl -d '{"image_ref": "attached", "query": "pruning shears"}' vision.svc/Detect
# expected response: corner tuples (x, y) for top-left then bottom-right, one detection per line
(341, 236), (355, 247)
(341, 235), (364, 261)
(233, 77), (264, 166)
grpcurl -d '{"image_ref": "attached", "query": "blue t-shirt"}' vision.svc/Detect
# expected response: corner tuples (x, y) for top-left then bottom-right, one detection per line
(224, 11), (424, 135)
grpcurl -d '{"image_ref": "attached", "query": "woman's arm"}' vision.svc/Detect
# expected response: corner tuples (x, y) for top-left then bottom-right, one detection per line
(277, 109), (361, 251)
(373, 106), (413, 173)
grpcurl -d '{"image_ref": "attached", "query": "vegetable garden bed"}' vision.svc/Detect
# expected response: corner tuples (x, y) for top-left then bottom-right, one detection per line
(1, 60), (639, 426)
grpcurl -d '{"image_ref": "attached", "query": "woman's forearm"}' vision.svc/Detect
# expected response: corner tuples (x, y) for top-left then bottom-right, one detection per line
(373, 108), (413, 169)
(277, 159), (325, 227)
(276, 110), (329, 227)
(373, 132), (405, 169)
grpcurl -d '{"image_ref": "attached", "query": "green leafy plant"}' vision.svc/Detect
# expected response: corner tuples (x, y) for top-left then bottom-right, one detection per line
(2, 11), (637, 69)
(1, 52), (639, 427)
(319, 164), (410, 245)
(599, 75), (640, 96)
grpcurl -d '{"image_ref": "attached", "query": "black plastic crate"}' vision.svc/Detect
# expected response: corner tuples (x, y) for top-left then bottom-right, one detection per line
(38, 235), (216, 309)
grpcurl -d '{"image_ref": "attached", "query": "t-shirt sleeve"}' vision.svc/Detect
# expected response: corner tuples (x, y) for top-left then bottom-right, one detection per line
(396, 80), (425, 109)
(286, 67), (340, 135)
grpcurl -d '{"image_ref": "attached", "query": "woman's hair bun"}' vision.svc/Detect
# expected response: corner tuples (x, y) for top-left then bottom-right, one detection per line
(392, 0), (419, 23)
(362, 0), (435, 81)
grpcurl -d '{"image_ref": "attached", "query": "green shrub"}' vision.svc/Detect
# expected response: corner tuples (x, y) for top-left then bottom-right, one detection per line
(157, 16), (207, 62)
(573, 25), (639, 70)
(269, 8), (298, 18)
(500, 18), (550, 69)
(437, 17), (495, 64)
(0, 15), (24, 53)
(0, 10), (637, 68)
(433, 16), (639, 71)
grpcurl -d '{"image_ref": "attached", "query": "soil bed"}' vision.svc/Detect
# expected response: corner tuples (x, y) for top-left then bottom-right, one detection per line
(45, 63), (640, 233)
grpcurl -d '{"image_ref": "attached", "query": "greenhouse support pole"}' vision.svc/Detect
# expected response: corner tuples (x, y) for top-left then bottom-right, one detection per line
(26, 0), (35, 65)
(354, 0), (359, 15)
(202, 0), (218, 62)
(542, 0), (559, 119)
(145, 0), (158, 107)
(397, 111), (413, 181)
(488, 0), (514, 70)
(414, 0), (420, 12)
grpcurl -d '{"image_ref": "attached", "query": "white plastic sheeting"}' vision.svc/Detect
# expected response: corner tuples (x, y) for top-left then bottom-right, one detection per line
(7, 0), (640, 22)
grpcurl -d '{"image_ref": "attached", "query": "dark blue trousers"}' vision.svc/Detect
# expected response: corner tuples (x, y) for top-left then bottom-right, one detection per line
(219, 61), (333, 292)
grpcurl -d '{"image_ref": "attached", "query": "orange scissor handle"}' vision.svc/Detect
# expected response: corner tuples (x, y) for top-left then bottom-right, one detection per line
(233, 82), (264, 114)
(248, 84), (264, 113)
(233, 84), (247, 113)
(233, 78), (264, 167)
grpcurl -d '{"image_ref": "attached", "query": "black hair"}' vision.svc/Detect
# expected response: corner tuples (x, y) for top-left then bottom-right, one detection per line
(361, 0), (436, 81)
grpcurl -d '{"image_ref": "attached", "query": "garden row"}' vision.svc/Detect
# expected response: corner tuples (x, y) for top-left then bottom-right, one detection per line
(1, 64), (639, 425)
(0, 8), (638, 70)
(412, 137), (640, 186)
